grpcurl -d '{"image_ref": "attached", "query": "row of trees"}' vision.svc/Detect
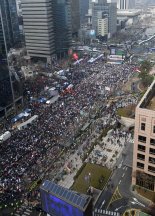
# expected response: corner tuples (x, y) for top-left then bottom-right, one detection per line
(138, 60), (154, 87)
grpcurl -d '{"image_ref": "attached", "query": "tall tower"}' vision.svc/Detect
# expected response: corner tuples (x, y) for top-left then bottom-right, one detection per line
(71, 0), (80, 37)
(0, 0), (20, 53)
(52, 0), (72, 56)
(21, 0), (55, 61)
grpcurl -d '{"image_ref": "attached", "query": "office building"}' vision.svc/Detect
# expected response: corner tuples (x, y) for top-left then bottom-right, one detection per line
(117, 0), (136, 9)
(0, 1), (22, 116)
(71, 0), (80, 37)
(21, 0), (55, 61)
(97, 15), (108, 36)
(52, 0), (72, 56)
(92, 0), (117, 37)
(132, 81), (155, 191)
(40, 180), (92, 216)
(22, 0), (72, 60)
(0, 0), (20, 53)
(79, 0), (89, 24)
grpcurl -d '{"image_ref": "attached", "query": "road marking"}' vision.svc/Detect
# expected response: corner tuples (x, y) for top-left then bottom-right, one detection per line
(119, 180), (122, 185)
(125, 167), (128, 171)
(107, 187), (122, 210)
(122, 173), (125, 178)
(123, 166), (126, 170)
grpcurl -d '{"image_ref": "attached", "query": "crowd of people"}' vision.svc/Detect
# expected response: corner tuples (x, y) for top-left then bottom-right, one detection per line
(0, 55), (137, 210)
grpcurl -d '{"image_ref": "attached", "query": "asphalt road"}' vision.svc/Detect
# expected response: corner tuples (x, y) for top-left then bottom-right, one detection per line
(94, 141), (148, 215)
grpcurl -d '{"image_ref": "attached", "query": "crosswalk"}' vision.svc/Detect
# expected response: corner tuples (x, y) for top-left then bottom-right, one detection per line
(14, 204), (33, 216)
(94, 208), (120, 216)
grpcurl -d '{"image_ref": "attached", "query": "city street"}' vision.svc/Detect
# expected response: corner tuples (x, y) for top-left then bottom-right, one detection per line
(94, 140), (150, 215)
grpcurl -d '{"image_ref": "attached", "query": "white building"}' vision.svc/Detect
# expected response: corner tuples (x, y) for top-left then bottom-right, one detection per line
(117, 0), (135, 9)
(97, 17), (108, 36)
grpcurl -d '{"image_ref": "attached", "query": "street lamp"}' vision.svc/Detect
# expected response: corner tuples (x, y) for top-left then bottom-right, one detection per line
(88, 172), (91, 187)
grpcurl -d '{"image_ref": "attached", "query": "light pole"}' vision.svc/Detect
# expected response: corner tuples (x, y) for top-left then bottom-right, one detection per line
(88, 172), (91, 187)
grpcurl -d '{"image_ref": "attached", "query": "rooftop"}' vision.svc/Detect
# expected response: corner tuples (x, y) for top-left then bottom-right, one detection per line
(40, 180), (92, 211)
(138, 80), (155, 110)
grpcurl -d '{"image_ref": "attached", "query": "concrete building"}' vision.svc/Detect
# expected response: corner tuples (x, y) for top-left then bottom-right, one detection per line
(117, 0), (136, 9)
(71, 0), (80, 37)
(117, 9), (141, 26)
(21, 0), (55, 61)
(92, 0), (117, 37)
(132, 81), (155, 191)
(97, 15), (108, 36)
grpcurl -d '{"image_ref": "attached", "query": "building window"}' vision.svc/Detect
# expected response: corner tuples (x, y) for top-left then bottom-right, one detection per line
(138, 144), (146, 152)
(153, 126), (155, 133)
(137, 162), (144, 169)
(141, 123), (145, 131)
(150, 138), (155, 146)
(150, 148), (155, 155)
(148, 166), (155, 173)
(137, 153), (145, 161)
(138, 135), (146, 143)
(149, 157), (155, 164)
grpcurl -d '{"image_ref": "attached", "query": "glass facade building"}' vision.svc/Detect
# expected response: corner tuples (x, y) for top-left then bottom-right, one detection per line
(0, 0), (21, 114)
(0, 0), (20, 52)
(52, 0), (72, 55)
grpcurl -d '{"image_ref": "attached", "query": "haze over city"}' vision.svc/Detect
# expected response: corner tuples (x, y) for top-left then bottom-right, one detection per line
(1, 0), (155, 216)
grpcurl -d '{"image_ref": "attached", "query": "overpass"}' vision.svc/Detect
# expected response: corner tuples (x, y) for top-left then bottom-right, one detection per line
(139, 34), (155, 45)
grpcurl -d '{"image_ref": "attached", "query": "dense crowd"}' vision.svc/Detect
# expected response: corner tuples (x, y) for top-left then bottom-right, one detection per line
(0, 56), (137, 208)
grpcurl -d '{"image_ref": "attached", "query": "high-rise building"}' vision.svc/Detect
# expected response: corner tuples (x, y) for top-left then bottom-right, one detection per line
(52, 0), (72, 55)
(117, 0), (135, 9)
(0, 0), (20, 53)
(21, 0), (55, 61)
(22, 0), (72, 60)
(79, 0), (89, 24)
(132, 81), (155, 192)
(71, 0), (80, 37)
(0, 1), (21, 115)
(92, 0), (117, 37)
(97, 14), (108, 36)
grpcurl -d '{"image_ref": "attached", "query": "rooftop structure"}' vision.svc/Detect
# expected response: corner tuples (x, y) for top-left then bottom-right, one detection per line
(40, 180), (92, 216)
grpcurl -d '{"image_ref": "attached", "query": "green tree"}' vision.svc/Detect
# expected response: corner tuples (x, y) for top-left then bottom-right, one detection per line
(139, 60), (154, 87)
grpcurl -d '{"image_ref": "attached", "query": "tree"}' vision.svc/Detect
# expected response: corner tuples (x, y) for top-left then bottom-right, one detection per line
(139, 60), (154, 87)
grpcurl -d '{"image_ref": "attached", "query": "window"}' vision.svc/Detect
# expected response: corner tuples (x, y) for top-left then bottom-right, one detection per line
(137, 153), (145, 161)
(149, 157), (155, 164)
(138, 144), (146, 152)
(137, 162), (144, 169)
(138, 135), (146, 143)
(153, 126), (155, 133)
(141, 123), (145, 131)
(148, 166), (155, 173)
(150, 138), (155, 146)
(150, 148), (155, 155)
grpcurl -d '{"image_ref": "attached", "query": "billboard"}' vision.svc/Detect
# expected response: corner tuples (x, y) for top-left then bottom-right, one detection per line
(40, 189), (84, 216)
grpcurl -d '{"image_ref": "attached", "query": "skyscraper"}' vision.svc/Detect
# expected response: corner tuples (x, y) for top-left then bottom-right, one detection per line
(21, 0), (55, 61)
(22, 0), (72, 60)
(52, 0), (72, 55)
(79, 0), (89, 24)
(0, 1), (22, 116)
(0, 0), (20, 54)
(71, 0), (80, 37)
